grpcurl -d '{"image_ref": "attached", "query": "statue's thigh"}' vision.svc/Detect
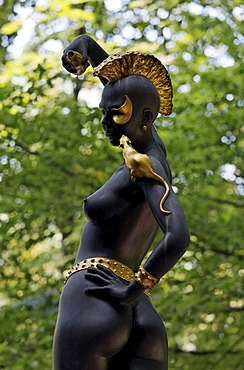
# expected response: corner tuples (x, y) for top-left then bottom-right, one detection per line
(132, 296), (168, 364)
(53, 272), (133, 362)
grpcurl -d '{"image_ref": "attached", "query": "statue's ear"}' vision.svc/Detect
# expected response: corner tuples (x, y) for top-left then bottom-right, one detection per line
(142, 109), (153, 125)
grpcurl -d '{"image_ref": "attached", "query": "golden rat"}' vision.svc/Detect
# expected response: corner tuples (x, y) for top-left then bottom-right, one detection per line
(119, 135), (171, 214)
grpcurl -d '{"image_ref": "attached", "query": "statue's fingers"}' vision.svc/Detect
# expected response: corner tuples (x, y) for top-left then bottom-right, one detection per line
(86, 278), (109, 286)
(85, 285), (110, 298)
(96, 264), (117, 278)
(86, 266), (113, 279)
(85, 271), (110, 285)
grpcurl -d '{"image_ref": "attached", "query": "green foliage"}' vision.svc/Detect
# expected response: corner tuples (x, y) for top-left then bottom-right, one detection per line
(0, 0), (243, 369)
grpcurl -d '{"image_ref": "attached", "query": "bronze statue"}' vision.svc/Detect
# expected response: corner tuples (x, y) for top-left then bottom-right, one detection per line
(53, 34), (190, 370)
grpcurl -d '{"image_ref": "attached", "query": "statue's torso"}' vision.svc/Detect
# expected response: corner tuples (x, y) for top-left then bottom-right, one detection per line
(76, 165), (159, 270)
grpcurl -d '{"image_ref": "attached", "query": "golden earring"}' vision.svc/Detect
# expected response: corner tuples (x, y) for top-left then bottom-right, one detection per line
(141, 125), (148, 131)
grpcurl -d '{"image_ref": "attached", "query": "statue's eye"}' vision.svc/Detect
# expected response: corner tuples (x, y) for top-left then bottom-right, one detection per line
(99, 108), (105, 115)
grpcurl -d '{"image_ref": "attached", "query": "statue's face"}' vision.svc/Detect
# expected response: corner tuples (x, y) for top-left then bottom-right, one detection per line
(99, 76), (160, 146)
(99, 86), (133, 146)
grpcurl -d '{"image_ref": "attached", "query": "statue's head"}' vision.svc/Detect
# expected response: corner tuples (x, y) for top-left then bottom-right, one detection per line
(99, 75), (160, 146)
(95, 51), (173, 146)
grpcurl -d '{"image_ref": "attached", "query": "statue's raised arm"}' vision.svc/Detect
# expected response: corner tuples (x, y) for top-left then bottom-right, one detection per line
(62, 34), (109, 85)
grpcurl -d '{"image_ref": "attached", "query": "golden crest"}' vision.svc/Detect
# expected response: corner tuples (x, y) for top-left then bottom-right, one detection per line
(94, 52), (173, 116)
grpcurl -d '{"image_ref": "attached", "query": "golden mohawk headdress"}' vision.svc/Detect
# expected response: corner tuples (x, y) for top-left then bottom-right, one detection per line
(93, 51), (173, 116)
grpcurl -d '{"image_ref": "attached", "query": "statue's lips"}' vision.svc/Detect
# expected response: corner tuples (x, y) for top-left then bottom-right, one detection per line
(103, 129), (120, 144)
(105, 130), (116, 138)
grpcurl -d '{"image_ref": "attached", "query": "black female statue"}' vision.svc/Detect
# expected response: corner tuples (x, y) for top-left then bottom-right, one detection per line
(53, 35), (190, 370)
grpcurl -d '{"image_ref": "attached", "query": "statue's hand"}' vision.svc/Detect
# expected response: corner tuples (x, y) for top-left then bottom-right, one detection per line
(61, 35), (91, 75)
(84, 264), (144, 306)
(62, 48), (89, 75)
(61, 34), (109, 84)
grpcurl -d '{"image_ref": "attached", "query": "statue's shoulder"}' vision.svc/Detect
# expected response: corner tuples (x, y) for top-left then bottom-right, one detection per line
(108, 164), (136, 187)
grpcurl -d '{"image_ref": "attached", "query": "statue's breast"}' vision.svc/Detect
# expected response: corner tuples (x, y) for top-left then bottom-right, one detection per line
(83, 191), (123, 223)
(83, 166), (143, 224)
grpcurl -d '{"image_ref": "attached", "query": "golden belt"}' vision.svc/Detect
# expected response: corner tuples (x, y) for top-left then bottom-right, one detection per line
(65, 257), (135, 283)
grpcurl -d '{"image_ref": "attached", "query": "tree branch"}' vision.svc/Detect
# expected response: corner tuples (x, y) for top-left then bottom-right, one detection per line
(203, 195), (243, 208)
